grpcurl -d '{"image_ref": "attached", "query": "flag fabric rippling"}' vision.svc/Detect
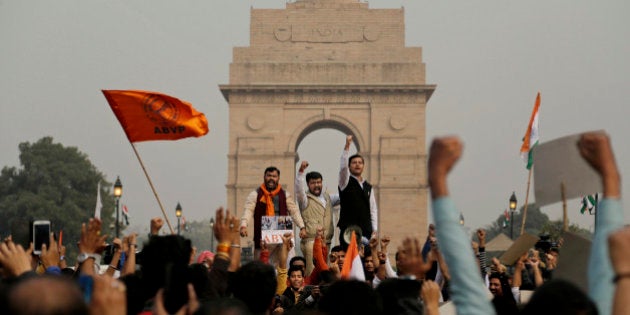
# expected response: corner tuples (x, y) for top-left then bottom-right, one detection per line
(103, 90), (209, 143)
(340, 231), (365, 281)
(520, 93), (541, 170)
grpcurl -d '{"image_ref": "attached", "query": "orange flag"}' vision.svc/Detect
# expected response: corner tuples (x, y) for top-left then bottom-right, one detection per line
(340, 231), (366, 281)
(102, 90), (209, 143)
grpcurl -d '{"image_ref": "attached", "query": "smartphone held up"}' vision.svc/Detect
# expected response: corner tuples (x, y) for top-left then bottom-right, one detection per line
(32, 220), (51, 255)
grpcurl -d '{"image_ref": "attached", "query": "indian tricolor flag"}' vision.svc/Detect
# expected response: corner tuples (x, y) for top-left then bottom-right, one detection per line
(520, 93), (541, 170)
(340, 231), (365, 281)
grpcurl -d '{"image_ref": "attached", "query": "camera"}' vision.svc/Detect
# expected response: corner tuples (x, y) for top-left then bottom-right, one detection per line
(535, 234), (552, 252)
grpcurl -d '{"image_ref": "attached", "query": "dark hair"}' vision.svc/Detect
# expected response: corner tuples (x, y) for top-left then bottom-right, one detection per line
(348, 154), (364, 166)
(288, 265), (305, 277)
(317, 270), (337, 285)
(489, 272), (517, 314)
(289, 256), (307, 269)
(319, 280), (382, 315)
(489, 272), (513, 296)
(140, 235), (193, 314)
(264, 166), (280, 176)
(5, 275), (88, 315)
(306, 171), (322, 182)
(521, 279), (597, 315)
(231, 261), (277, 314)
(331, 245), (345, 254)
(376, 278), (423, 315)
(363, 246), (372, 258)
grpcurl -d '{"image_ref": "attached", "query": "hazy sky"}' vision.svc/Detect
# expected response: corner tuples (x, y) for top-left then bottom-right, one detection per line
(1, 0), (629, 236)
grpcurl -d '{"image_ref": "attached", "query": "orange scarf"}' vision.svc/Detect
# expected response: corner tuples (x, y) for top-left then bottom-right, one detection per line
(259, 183), (282, 216)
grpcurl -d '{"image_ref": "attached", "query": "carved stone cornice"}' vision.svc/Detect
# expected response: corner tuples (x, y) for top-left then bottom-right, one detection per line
(219, 84), (436, 103)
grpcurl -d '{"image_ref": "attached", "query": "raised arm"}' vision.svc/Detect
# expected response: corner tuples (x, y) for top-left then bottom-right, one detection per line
(121, 233), (137, 276)
(580, 132), (623, 315)
(477, 229), (489, 277)
(339, 135), (352, 190)
(369, 192), (378, 233)
(608, 227), (630, 315)
(295, 161), (309, 210)
(428, 137), (495, 314)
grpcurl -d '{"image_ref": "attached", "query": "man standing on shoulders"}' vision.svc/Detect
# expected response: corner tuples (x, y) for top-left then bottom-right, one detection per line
(295, 160), (340, 275)
(338, 135), (378, 247)
(240, 166), (307, 260)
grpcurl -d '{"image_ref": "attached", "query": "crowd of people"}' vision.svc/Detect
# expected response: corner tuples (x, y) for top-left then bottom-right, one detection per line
(0, 131), (628, 315)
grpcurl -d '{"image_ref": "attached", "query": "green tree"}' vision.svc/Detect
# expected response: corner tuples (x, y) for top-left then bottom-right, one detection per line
(483, 203), (593, 242)
(0, 137), (116, 264)
(180, 219), (215, 252)
(484, 204), (550, 241)
(540, 220), (593, 241)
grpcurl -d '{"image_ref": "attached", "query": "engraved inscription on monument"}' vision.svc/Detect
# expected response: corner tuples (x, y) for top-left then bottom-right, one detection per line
(275, 24), (380, 43)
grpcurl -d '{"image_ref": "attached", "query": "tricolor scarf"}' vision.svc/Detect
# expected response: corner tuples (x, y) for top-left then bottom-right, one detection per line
(259, 183), (282, 216)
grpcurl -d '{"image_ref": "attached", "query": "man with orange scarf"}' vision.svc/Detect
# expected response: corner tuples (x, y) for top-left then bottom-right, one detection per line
(240, 166), (307, 259)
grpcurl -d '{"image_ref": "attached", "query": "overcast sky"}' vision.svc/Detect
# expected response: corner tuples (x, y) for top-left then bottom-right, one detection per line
(1, 0), (628, 236)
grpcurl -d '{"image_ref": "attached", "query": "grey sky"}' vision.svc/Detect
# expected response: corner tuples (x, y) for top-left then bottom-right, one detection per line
(1, 0), (628, 236)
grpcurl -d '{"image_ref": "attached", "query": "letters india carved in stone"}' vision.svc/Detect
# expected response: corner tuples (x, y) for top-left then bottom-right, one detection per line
(274, 25), (380, 42)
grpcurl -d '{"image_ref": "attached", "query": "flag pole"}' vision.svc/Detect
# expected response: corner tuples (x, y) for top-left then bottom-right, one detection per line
(519, 166), (533, 235)
(561, 181), (568, 232)
(128, 142), (175, 234)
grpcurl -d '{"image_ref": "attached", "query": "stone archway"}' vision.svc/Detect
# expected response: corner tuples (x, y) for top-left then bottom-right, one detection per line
(220, 0), (436, 249)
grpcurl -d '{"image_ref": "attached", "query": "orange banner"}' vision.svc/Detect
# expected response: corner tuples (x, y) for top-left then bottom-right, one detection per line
(102, 90), (209, 143)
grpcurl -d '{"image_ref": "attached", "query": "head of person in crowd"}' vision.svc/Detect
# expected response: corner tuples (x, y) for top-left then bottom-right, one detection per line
(376, 278), (423, 315)
(319, 280), (382, 315)
(288, 265), (305, 291)
(348, 154), (365, 177)
(488, 272), (510, 298)
(231, 261), (277, 315)
(198, 297), (250, 315)
(489, 272), (518, 315)
(289, 256), (307, 272)
(130, 235), (193, 314)
(188, 263), (212, 303)
(306, 171), (324, 196)
(263, 166), (280, 191)
(317, 270), (337, 286)
(521, 279), (597, 315)
(4, 274), (88, 315)
(330, 245), (346, 270)
(547, 247), (560, 266)
(196, 250), (214, 270)
(362, 247), (375, 280)
(363, 251), (375, 273)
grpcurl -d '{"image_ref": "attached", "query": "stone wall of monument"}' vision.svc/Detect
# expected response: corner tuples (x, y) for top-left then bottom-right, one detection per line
(222, 0), (434, 249)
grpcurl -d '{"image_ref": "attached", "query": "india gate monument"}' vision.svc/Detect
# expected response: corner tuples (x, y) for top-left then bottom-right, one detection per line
(220, 0), (436, 250)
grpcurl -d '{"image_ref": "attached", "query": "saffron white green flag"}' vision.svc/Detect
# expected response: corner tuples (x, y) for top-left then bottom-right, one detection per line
(520, 93), (541, 170)
(340, 231), (365, 281)
(580, 194), (597, 214)
(94, 182), (102, 219)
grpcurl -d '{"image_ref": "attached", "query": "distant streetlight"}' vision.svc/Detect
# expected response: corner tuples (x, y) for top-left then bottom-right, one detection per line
(114, 176), (123, 238)
(176, 202), (182, 235)
(509, 192), (517, 239)
(210, 218), (215, 250)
